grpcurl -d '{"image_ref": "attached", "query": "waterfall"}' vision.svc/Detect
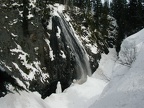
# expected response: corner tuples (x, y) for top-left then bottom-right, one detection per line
(51, 13), (91, 84)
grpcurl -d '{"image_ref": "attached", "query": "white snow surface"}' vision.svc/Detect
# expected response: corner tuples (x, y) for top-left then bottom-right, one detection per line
(90, 28), (144, 108)
(45, 77), (107, 108)
(0, 76), (106, 108)
(86, 44), (98, 54)
(92, 48), (117, 81)
(44, 38), (54, 61)
(0, 91), (50, 108)
(56, 26), (61, 38)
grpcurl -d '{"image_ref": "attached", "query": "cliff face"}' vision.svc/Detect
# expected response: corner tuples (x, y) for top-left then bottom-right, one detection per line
(0, 2), (77, 98)
(0, 2), (117, 98)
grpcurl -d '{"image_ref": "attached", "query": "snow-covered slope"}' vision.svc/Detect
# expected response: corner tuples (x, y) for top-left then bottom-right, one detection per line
(90, 29), (144, 108)
(0, 77), (106, 108)
(0, 91), (49, 108)
(92, 48), (117, 81)
(44, 77), (106, 108)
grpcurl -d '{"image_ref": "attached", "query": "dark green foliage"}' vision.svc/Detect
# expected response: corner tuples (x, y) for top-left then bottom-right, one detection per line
(93, 0), (102, 26)
(22, 0), (29, 37)
(110, 0), (128, 52)
(110, 0), (144, 52)
(0, 69), (24, 97)
(128, 0), (144, 32)
(68, 0), (117, 54)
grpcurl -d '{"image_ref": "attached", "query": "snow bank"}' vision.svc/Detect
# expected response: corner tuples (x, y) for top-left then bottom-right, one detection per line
(0, 77), (106, 108)
(45, 77), (107, 108)
(92, 48), (117, 81)
(0, 91), (49, 108)
(90, 29), (144, 108)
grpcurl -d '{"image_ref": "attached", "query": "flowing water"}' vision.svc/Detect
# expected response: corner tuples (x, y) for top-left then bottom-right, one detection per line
(53, 13), (91, 83)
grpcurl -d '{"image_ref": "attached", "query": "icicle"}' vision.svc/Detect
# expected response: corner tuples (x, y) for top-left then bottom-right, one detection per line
(56, 81), (62, 94)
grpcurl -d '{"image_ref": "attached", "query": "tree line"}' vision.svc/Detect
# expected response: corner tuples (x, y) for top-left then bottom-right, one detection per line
(111, 0), (144, 51)
(51, 0), (144, 52)
(1, 0), (143, 52)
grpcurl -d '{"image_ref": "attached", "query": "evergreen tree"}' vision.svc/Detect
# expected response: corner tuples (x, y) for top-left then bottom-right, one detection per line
(111, 0), (128, 52)
(93, 0), (102, 28)
(101, 1), (110, 37)
(128, 0), (144, 33)
(22, 0), (29, 37)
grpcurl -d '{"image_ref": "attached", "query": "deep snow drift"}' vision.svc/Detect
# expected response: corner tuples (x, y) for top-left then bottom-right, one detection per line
(0, 91), (49, 108)
(90, 28), (144, 108)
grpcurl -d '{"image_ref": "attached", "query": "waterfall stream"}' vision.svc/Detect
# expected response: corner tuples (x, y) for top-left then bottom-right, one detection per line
(52, 13), (91, 84)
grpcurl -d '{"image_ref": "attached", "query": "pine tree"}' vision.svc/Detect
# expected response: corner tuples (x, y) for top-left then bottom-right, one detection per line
(93, 0), (102, 28)
(101, 1), (110, 37)
(111, 0), (128, 52)
(22, 0), (29, 37)
(128, 0), (144, 33)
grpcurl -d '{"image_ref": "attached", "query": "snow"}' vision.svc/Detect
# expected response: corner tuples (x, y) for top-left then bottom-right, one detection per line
(86, 44), (97, 54)
(90, 29), (144, 108)
(45, 77), (107, 108)
(14, 77), (27, 89)
(29, 0), (36, 8)
(11, 33), (18, 37)
(64, 14), (71, 21)
(0, 61), (12, 71)
(56, 26), (61, 38)
(60, 50), (66, 58)
(5, 16), (8, 19)
(34, 47), (39, 53)
(47, 17), (52, 30)
(12, 62), (30, 81)
(27, 14), (34, 19)
(48, 3), (65, 17)
(47, 4), (65, 30)
(0, 76), (107, 108)
(92, 48), (117, 81)
(44, 38), (54, 61)
(12, 2), (20, 7)
(56, 81), (62, 94)
(53, 3), (65, 13)
(18, 10), (23, 17)
(9, 19), (18, 25)
(0, 91), (49, 108)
